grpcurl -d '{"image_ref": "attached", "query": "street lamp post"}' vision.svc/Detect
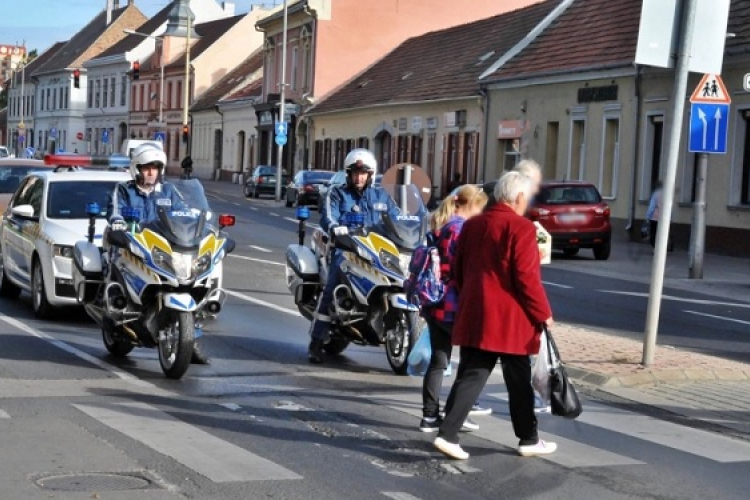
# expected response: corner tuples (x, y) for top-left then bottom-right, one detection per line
(274, 0), (289, 202)
(183, 12), (192, 156)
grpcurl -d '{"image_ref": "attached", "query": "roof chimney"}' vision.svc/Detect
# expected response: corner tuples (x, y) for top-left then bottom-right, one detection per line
(106, 0), (114, 25)
(114, 0), (120, 8)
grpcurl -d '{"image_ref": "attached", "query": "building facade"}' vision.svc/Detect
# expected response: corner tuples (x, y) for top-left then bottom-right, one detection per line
(30, 1), (146, 154)
(0, 45), (26, 89)
(254, 0), (542, 176)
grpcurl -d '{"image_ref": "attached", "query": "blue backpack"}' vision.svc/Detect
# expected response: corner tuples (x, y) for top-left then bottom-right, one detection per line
(405, 232), (445, 308)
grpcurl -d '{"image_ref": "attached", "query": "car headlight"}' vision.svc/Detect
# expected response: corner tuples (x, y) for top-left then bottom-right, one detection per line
(171, 251), (194, 280)
(53, 245), (74, 259)
(193, 253), (211, 275)
(398, 252), (412, 275)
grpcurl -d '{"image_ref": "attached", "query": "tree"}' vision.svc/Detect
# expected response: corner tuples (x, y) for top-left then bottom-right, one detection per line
(0, 87), (7, 110)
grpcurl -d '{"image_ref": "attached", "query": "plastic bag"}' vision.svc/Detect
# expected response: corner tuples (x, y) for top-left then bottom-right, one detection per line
(640, 220), (650, 240)
(407, 324), (432, 377)
(532, 330), (552, 404)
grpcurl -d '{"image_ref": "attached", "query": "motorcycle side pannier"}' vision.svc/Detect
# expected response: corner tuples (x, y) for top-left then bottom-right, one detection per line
(286, 244), (319, 281)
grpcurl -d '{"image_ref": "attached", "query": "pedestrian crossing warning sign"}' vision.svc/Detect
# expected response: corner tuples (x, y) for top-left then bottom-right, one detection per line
(690, 73), (731, 104)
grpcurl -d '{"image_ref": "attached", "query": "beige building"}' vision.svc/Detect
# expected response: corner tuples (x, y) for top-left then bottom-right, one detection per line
(480, 0), (750, 255)
(307, 0), (560, 196)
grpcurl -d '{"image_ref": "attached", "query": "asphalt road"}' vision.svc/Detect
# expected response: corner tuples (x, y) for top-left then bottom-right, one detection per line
(0, 184), (747, 499)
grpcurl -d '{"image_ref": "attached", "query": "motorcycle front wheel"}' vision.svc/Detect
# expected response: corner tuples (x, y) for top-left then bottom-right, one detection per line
(385, 311), (421, 375)
(158, 311), (195, 379)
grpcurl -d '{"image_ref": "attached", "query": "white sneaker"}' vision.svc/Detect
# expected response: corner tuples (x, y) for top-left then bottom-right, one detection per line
(461, 418), (480, 432)
(518, 440), (557, 457)
(434, 437), (469, 460)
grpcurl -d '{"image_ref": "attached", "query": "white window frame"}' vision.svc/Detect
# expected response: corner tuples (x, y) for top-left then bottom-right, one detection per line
(567, 107), (587, 180)
(640, 110), (667, 201)
(598, 112), (621, 200)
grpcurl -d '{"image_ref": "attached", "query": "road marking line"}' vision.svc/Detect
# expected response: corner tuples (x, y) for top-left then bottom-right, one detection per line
(250, 207), (259, 211)
(0, 410), (10, 419)
(232, 202), (241, 206)
(0, 312), (155, 389)
(270, 212), (280, 217)
(228, 254), (285, 267)
(219, 403), (242, 411)
(249, 245), (272, 253)
(74, 402), (302, 482)
(284, 217), (298, 223)
(382, 493), (423, 500)
(225, 290), (302, 317)
(598, 290), (750, 309)
(542, 280), (573, 289)
(684, 310), (750, 326)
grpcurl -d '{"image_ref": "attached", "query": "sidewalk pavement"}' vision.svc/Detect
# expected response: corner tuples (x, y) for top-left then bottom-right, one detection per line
(555, 322), (750, 437)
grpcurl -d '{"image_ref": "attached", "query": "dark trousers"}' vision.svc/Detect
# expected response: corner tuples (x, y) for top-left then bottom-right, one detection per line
(422, 318), (452, 418)
(438, 347), (538, 445)
(649, 220), (674, 251)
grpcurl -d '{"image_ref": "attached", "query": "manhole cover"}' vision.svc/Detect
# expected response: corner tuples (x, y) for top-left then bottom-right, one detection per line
(35, 472), (155, 492)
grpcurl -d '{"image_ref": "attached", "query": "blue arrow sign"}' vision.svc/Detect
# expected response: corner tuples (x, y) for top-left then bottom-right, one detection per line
(689, 103), (729, 154)
(275, 133), (287, 146)
(276, 122), (288, 136)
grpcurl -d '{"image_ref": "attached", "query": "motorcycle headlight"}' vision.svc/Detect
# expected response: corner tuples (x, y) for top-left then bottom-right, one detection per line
(379, 249), (402, 275)
(152, 247), (174, 274)
(193, 253), (211, 276)
(171, 252), (194, 280)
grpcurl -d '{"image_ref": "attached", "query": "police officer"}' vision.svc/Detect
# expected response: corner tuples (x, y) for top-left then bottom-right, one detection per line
(106, 143), (210, 365)
(309, 148), (399, 364)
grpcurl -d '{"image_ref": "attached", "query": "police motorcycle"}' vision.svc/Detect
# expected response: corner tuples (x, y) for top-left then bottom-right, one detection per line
(72, 179), (236, 379)
(286, 164), (431, 374)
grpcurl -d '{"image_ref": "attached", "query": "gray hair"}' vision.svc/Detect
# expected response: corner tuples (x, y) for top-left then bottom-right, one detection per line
(494, 171), (534, 204)
(513, 159), (542, 179)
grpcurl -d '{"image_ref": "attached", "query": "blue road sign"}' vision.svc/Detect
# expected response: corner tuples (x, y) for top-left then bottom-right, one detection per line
(24, 147), (34, 158)
(102, 130), (109, 144)
(689, 102), (729, 154)
(50, 127), (57, 138)
(154, 131), (166, 143)
(275, 134), (287, 146)
(276, 122), (288, 136)
(18, 135), (24, 143)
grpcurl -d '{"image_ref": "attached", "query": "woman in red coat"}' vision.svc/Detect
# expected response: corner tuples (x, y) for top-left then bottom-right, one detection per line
(434, 171), (556, 460)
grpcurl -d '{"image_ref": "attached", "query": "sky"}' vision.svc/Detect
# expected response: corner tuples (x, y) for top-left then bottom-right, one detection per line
(0, 0), (280, 54)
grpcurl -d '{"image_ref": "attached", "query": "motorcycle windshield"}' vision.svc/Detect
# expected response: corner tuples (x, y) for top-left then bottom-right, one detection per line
(143, 180), (212, 249)
(372, 184), (429, 251)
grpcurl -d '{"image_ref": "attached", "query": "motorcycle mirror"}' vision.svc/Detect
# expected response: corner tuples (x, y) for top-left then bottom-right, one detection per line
(379, 163), (433, 206)
(218, 214), (235, 228)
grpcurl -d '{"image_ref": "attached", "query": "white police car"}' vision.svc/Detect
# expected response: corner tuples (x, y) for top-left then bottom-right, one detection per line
(0, 166), (130, 317)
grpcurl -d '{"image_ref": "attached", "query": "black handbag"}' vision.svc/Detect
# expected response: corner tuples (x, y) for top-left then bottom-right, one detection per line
(545, 328), (583, 419)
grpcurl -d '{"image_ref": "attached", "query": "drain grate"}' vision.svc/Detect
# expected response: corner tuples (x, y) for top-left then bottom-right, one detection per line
(35, 472), (157, 492)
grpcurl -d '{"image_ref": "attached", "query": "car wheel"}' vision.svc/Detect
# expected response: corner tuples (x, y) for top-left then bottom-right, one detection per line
(32, 257), (54, 319)
(253, 187), (259, 199)
(243, 184), (252, 198)
(563, 248), (579, 257)
(593, 241), (611, 261)
(285, 190), (294, 208)
(0, 247), (21, 299)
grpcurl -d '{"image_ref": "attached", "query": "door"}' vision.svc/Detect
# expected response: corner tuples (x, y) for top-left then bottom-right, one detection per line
(4, 176), (43, 285)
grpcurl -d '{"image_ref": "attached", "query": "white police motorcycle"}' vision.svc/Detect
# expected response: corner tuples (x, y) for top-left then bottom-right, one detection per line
(72, 179), (235, 379)
(285, 180), (429, 374)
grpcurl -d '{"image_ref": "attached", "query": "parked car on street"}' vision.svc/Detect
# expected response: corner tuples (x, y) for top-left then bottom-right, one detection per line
(286, 170), (335, 207)
(528, 181), (611, 260)
(0, 159), (52, 213)
(0, 146), (10, 158)
(244, 165), (288, 199)
(317, 171), (382, 212)
(0, 168), (130, 317)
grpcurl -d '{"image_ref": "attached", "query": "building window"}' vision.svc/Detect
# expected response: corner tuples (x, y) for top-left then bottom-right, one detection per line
(544, 122), (559, 181)
(167, 82), (173, 110)
(140, 84), (145, 111)
(64, 87), (68, 109)
(291, 46), (299, 91)
(176, 81), (182, 110)
(500, 138), (521, 171)
(324, 138), (332, 169)
(411, 135), (423, 165)
(334, 139), (345, 170)
(599, 117), (619, 198)
(111, 77), (116, 107)
(426, 133), (436, 178)
(302, 42), (311, 91)
(95, 80), (100, 108)
(738, 111), (750, 205)
(121, 75), (127, 106)
(345, 139), (355, 153)
(103, 78), (108, 108)
(568, 118), (586, 180)
(264, 39), (276, 96)
(357, 137), (369, 149)
(642, 114), (665, 199)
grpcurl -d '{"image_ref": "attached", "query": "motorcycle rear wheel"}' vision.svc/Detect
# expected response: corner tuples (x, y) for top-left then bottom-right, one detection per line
(386, 311), (421, 375)
(159, 311), (195, 379)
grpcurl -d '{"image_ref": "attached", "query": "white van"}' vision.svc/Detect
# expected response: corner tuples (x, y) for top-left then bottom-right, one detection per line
(121, 140), (163, 158)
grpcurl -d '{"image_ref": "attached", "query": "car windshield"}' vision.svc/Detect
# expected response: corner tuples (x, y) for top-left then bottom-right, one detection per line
(303, 171), (334, 184)
(47, 180), (120, 219)
(537, 185), (601, 205)
(0, 166), (40, 193)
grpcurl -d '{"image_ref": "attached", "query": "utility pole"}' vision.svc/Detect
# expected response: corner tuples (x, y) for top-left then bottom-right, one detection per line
(274, 0), (288, 202)
(642, 0), (699, 366)
(688, 153), (708, 278)
(183, 10), (192, 156)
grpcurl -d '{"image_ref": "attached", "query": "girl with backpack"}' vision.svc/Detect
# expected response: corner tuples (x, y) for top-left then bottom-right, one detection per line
(419, 184), (488, 432)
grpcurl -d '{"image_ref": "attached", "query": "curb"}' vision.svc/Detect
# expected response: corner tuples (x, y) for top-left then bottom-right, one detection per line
(566, 365), (750, 388)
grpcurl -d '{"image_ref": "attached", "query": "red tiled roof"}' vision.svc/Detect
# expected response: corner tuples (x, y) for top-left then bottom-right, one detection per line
(165, 15), (245, 70)
(223, 78), (263, 102)
(310, 0), (558, 114)
(95, 1), (175, 60)
(190, 48), (264, 112)
(21, 42), (68, 82)
(488, 0), (640, 81)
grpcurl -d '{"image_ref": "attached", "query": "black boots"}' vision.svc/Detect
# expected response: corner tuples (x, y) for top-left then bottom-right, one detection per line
(191, 341), (210, 365)
(308, 339), (325, 364)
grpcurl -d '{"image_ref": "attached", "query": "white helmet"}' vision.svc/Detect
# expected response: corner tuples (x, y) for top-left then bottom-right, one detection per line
(344, 148), (377, 175)
(129, 142), (167, 181)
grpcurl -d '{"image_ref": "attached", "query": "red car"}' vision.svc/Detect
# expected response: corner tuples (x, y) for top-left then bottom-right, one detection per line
(528, 181), (611, 260)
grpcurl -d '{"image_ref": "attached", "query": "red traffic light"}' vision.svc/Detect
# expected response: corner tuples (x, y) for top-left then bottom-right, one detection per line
(132, 61), (140, 80)
(73, 69), (81, 88)
(73, 69), (80, 77)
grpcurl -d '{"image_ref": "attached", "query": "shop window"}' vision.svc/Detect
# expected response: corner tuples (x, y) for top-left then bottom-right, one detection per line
(643, 114), (664, 198)
(324, 139), (332, 169)
(739, 111), (750, 204)
(599, 117), (619, 198)
(500, 138), (521, 172)
(545, 122), (559, 181)
(426, 133), (436, 177)
(334, 139), (345, 170)
(569, 118), (586, 180)
(411, 135), (423, 165)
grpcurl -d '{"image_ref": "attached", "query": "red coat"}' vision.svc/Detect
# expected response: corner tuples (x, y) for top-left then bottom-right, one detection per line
(451, 203), (552, 355)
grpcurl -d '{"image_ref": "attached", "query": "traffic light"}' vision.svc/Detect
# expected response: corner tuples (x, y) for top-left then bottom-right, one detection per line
(132, 61), (140, 80)
(182, 125), (189, 143)
(73, 69), (80, 89)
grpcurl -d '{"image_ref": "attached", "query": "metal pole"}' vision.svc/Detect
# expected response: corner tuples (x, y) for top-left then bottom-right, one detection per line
(183, 12), (192, 155)
(19, 59), (25, 154)
(275, 0), (288, 202)
(643, 0), (699, 366)
(688, 153), (708, 279)
(159, 39), (165, 126)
